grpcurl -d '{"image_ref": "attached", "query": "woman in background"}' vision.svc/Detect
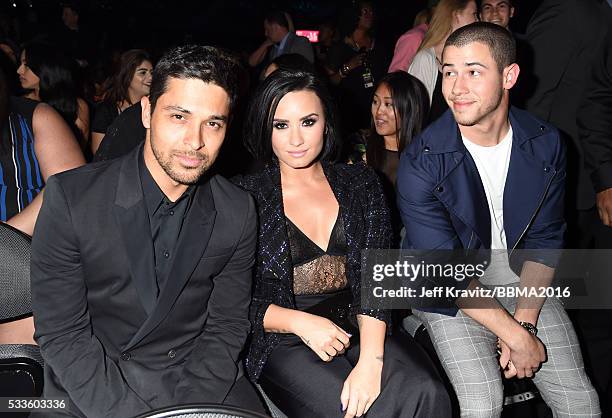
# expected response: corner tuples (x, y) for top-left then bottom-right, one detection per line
(236, 70), (449, 418)
(17, 42), (89, 152)
(352, 71), (429, 245)
(90, 49), (152, 154)
(408, 0), (477, 124)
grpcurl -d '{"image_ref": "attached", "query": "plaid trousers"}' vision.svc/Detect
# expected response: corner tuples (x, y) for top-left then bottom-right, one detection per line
(413, 295), (601, 417)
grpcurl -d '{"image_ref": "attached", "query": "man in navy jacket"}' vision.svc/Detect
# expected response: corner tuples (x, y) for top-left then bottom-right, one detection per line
(397, 22), (599, 416)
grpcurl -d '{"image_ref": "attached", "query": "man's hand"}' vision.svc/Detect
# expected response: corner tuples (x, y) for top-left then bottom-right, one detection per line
(502, 329), (546, 379)
(596, 188), (612, 226)
(294, 313), (351, 361)
(341, 358), (383, 418)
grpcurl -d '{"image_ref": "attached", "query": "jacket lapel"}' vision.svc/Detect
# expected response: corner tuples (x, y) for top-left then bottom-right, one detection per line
(424, 117), (491, 248)
(125, 179), (217, 350)
(436, 152), (491, 248)
(113, 147), (157, 315)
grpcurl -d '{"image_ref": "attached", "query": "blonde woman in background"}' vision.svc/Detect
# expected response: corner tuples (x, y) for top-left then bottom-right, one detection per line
(408, 0), (477, 124)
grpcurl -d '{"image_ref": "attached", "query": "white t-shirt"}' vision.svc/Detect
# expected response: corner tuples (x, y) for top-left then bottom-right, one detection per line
(463, 126), (519, 285)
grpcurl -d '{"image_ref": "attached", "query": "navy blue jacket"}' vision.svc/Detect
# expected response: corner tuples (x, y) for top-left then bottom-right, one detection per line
(397, 107), (566, 315)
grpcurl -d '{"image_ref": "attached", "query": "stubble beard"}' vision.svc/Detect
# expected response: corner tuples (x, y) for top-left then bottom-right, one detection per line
(452, 88), (504, 127)
(150, 132), (211, 185)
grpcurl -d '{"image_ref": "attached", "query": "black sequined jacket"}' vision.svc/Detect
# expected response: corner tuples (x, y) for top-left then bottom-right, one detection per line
(233, 160), (392, 381)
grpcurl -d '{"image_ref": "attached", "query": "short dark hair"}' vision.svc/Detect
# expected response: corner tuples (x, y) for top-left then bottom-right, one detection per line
(264, 10), (289, 29)
(149, 45), (242, 114)
(444, 21), (516, 72)
(244, 70), (340, 163)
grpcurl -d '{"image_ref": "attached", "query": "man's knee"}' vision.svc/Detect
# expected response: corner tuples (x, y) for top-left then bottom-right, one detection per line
(455, 383), (503, 418)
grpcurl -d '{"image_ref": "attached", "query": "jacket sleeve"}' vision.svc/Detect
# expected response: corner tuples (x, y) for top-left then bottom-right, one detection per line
(578, 25), (612, 193)
(31, 176), (151, 418)
(351, 165), (392, 325)
(522, 131), (567, 252)
(175, 194), (257, 403)
(397, 153), (461, 250)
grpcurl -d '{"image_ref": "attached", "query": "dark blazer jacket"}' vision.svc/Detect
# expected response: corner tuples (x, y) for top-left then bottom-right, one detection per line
(30, 146), (257, 417)
(524, 0), (609, 209)
(397, 108), (566, 315)
(578, 4), (612, 194)
(233, 160), (391, 381)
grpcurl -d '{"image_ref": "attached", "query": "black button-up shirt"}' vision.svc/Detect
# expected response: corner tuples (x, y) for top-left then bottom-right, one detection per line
(140, 156), (195, 297)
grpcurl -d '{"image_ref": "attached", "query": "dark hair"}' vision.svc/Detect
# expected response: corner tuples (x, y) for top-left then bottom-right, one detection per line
(149, 45), (242, 115)
(24, 42), (79, 131)
(264, 9), (289, 29)
(103, 49), (151, 106)
(266, 53), (315, 76)
(244, 70), (339, 163)
(445, 21), (516, 72)
(367, 72), (429, 168)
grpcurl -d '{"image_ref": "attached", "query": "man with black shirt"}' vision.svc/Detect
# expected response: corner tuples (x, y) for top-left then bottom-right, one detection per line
(30, 45), (264, 417)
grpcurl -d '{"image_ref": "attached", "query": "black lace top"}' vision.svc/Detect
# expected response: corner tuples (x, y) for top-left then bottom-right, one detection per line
(286, 215), (348, 296)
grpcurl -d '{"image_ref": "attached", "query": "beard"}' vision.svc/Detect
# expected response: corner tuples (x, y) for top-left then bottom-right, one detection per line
(450, 88), (503, 127)
(150, 132), (211, 185)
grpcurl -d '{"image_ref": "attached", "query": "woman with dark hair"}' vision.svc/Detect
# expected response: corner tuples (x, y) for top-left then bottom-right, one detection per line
(0, 61), (84, 236)
(17, 42), (89, 152)
(325, 1), (391, 135)
(90, 49), (152, 154)
(235, 70), (450, 418)
(351, 71), (429, 245)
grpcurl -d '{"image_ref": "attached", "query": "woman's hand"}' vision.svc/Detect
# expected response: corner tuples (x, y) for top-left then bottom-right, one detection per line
(293, 312), (351, 361)
(341, 357), (383, 417)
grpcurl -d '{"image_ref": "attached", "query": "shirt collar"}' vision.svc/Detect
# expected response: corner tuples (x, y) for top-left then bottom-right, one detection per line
(277, 32), (291, 51)
(139, 151), (195, 216)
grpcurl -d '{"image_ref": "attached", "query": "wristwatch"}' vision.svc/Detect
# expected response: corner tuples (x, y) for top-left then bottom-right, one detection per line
(519, 321), (538, 336)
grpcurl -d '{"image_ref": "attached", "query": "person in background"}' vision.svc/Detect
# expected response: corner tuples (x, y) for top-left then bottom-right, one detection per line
(350, 71), (429, 246)
(236, 69), (450, 418)
(1, 63), (84, 238)
(408, 0), (477, 125)
(326, 1), (392, 137)
(576, 2), (612, 414)
(314, 21), (337, 67)
(248, 9), (314, 71)
(479, 0), (514, 30)
(90, 48), (152, 155)
(17, 42), (90, 154)
(388, 8), (432, 73)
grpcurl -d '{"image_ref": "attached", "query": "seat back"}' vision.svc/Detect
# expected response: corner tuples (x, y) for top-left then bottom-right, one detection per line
(0, 222), (43, 398)
(134, 404), (271, 418)
(0, 222), (32, 321)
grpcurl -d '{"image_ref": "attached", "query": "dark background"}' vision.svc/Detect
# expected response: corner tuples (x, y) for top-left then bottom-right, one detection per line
(1, 0), (542, 57)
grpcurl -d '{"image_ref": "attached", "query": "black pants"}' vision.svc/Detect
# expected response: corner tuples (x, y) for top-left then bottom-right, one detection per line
(570, 208), (612, 415)
(260, 328), (451, 418)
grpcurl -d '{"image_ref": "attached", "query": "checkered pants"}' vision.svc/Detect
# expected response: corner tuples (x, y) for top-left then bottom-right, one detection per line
(413, 296), (601, 417)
